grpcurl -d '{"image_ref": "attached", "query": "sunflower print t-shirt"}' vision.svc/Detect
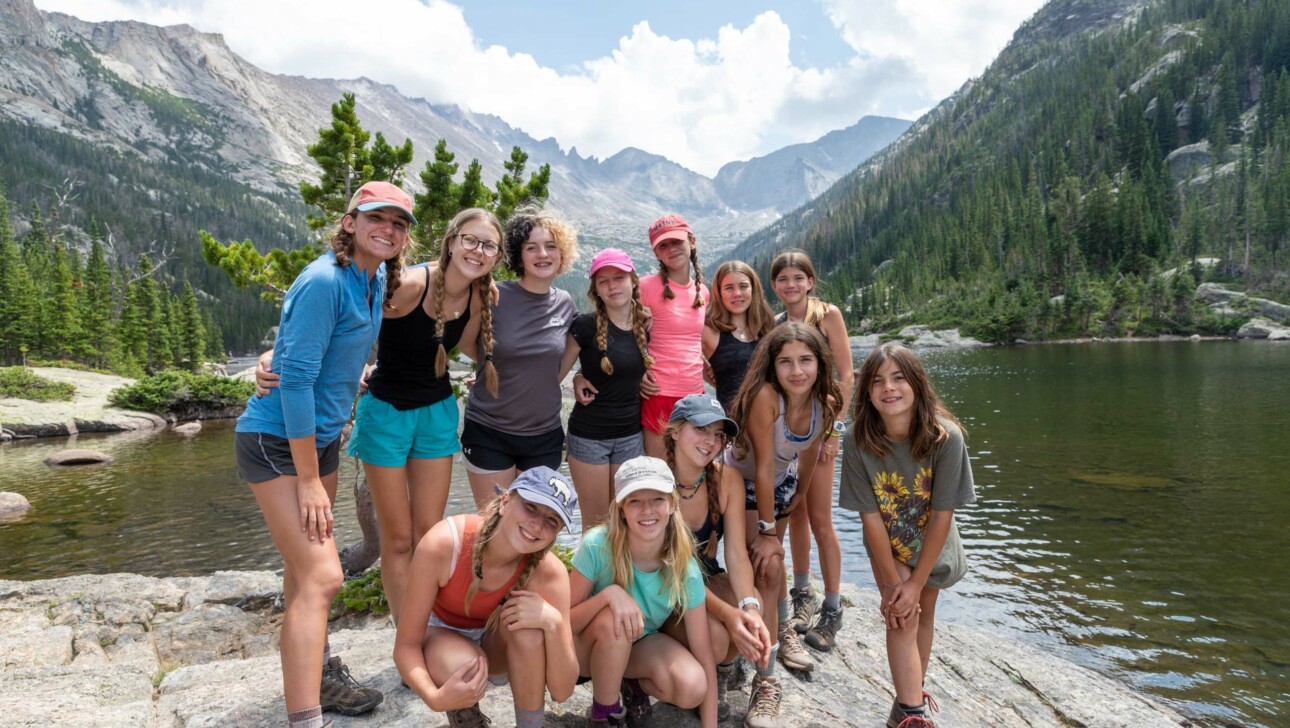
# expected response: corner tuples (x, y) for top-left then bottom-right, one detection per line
(838, 419), (976, 588)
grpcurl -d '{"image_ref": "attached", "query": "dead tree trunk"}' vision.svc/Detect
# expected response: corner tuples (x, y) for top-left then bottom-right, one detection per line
(336, 424), (380, 576)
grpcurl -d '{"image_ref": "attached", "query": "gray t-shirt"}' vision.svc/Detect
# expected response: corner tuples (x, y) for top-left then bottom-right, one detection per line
(464, 280), (576, 436)
(838, 419), (976, 588)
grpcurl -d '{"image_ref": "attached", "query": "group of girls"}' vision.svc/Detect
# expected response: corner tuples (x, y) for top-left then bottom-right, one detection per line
(238, 181), (974, 728)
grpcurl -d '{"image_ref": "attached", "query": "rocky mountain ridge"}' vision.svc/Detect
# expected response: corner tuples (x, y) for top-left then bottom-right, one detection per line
(0, 0), (908, 252)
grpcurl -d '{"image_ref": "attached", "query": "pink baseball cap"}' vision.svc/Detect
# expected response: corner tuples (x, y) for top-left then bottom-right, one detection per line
(648, 214), (692, 249)
(589, 248), (636, 277)
(345, 181), (418, 225)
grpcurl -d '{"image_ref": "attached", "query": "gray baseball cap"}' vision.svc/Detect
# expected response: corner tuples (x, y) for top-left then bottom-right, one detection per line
(613, 456), (675, 503)
(669, 393), (739, 437)
(506, 466), (578, 531)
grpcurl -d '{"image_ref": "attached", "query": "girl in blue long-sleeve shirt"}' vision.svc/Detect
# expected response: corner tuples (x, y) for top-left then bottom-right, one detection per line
(234, 181), (413, 728)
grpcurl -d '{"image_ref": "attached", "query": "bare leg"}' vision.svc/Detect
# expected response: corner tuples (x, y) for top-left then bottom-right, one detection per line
(567, 456), (612, 531)
(805, 457), (841, 595)
(250, 471), (343, 713)
(917, 588), (940, 679)
(467, 466), (517, 511)
(420, 628), (487, 703)
(788, 459), (815, 585)
(885, 560), (923, 707)
(624, 633), (707, 709)
(364, 462), (414, 622)
(574, 605), (633, 706)
(661, 608), (732, 664)
(744, 512), (787, 647)
(485, 623), (548, 713)
(642, 430), (665, 459)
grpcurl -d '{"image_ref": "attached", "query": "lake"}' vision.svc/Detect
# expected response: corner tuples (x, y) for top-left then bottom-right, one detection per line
(1, 341), (1286, 726)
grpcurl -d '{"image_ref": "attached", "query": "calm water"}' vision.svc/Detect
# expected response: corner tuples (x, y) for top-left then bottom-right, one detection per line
(1, 341), (1286, 726)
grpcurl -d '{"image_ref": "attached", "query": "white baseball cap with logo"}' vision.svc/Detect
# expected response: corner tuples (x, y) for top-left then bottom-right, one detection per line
(612, 456), (675, 503)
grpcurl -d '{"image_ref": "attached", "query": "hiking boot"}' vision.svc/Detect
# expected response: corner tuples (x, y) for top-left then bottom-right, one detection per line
(620, 677), (652, 725)
(320, 656), (383, 715)
(887, 699), (938, 728)
(776, 623), (814, 672)
(715, 663), (735, 721)
(743, 674), (782, 728)
(446, 703), (492, 727)
(786, 585), (817, 634)
(803, 604), (843, 651)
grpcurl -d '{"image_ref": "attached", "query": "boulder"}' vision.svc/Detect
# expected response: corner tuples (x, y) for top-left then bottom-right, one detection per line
(0, 665), (157, 726)
(173, 421), (202, 435)
(1236, 317), (1290, 339)
(1165, 140), (1211, 182)
(42, 448), (114, 466)
(0, 492), (32, 519)
(152, 603), (270, 665)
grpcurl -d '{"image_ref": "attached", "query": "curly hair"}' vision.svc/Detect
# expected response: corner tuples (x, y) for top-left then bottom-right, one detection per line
(330, 216), (410, 304)
(587, 270), (654, 376)
(852, 342), (966, 461)
(706, 260), (776, 338)
(503, 205), (579, 278)
(433, 208), (502, 395)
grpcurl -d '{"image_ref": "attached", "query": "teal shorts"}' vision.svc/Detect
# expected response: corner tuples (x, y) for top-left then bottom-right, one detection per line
(347, 393), (461, 467)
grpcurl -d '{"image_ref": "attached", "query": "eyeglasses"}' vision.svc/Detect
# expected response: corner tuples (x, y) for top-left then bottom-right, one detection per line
(457, 233), (501, 258)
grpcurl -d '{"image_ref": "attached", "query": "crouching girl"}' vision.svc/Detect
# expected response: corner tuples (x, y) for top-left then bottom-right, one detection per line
(394, 466), (579, 728)
(571, 456), (717, 727)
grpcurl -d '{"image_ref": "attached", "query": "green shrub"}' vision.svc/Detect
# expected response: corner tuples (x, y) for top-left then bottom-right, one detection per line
(0, 367), (76, 402)
(108, 371), (254, 417)
(332, 566), (389, 618)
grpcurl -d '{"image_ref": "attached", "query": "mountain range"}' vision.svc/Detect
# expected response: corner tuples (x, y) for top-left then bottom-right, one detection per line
(0, 0), (909, 253)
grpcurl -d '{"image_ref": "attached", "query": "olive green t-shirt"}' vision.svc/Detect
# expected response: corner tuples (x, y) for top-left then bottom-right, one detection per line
(839, 419), (976, 588)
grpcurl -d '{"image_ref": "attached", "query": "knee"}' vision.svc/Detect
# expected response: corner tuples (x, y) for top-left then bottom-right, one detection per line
(709, 619), (731, 662)
(383, 527), (414, 559)
(506, 626), (546, 656)
(296, 561), (344, 602)
(670, 661), (707, 709)
(887, 612), (921, 638)
(588, 609), (630, 649)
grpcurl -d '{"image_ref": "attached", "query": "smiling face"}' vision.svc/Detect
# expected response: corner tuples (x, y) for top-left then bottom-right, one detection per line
(868, 356), (916, 423)
(501, 493), (562, 554)
(670, 421), (727, 469)
(344, 208), (410, 269)
(772, 265), (813, 306)
(620, 489), (675, 540)
(774, 340), (819, 397)
(447, 218), (502, 280)
(718, 271), (753, 315)
(653, 235), (692, 274)
(593, 267), (634, 310)
(520, 225), (562, 281)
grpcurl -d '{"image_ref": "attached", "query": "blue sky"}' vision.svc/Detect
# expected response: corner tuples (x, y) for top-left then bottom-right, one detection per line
(35, 0), (1048, 176)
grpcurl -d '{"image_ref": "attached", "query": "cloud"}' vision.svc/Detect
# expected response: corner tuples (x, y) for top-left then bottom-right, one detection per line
(33, 0), (1044, 176)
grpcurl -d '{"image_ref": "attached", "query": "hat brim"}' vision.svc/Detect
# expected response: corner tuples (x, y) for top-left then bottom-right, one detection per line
(354, 201), (418, 226)
(649, 230), (689, 248)
(512, 488), (576, 532)
(614, 479), (675, 503)
(673, 412), (739, 438)
(589, 261), (635, 277)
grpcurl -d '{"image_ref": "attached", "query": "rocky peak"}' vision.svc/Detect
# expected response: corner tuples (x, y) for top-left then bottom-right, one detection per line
(0, 0), (52, 48)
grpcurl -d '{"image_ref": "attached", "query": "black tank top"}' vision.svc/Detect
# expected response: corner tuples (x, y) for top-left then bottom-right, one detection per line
(709, 330), (758, 413)
(368, 266), (473, 410)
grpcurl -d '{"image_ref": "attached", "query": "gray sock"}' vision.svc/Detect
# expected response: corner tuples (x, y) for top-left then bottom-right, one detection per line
(777, 599), (790, 623)
(515, 706), (544, 728)
(824, 591), (841, 611)
(287, 706), (324, 728)
(793, 572), (810, 591)
(758, 643), (778, 677)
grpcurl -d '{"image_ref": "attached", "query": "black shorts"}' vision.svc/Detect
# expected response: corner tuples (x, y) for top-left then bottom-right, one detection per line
(460, 419), (563, 472)
(234, 431), (341, 484)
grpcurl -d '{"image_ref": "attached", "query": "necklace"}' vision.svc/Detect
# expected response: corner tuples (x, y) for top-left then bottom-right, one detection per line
(732, 326), (751, 342)
(675, 471), (706, 500)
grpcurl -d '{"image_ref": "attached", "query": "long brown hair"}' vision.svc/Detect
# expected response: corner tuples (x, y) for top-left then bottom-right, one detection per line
(770, 249), (828, 326)
(706, 260), (775, 338)
(435, 208), (501, 395)
(852, 342), (965, 461)
(728, 323), (841, 461)
(330, 216), (409, 304)
(663, 420), (723, 560)
(588, 270), (653, 375)
(463, 494), (554, 631)
(658, 232), (705, 309)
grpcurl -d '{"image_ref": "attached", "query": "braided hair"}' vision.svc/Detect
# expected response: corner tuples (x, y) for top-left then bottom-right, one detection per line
(588, 270), (654, 376)
(658, 232), (705, 308)
(330, 216), (410, 304)
(663, 420), (723, 560)
(463, 495), (551, 632)
(433, 208), (501, 394)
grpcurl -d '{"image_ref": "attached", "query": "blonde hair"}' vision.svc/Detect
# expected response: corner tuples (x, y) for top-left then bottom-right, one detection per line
(706, 260), (775, 339)
(657, 232), (705, 309)
(504, 205), (579, 277)
(600, 490), (696, 613)
(588, 270), (653, 375)
(435, 208), (501, 396)
(770, 249), (829, 327)
(663, 420), (723, 560)
(463, 495), (554, 631)
(331, 215), (409, 304)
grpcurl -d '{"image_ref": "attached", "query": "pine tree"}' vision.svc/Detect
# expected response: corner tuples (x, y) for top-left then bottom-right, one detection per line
(493, 146), (551, 221)
(45, 242), (83, 360)
(178, 282), (206, 370)
(0, 181), (37, 364)
(413, 139), (460, 250)
(81, 236), (115, 367)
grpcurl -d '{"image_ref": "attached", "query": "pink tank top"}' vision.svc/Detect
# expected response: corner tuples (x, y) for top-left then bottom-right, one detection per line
(639, 273), (709, 397)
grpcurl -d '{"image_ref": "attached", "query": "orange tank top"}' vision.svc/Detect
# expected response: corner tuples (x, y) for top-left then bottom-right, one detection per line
(431, 515), (525, 629)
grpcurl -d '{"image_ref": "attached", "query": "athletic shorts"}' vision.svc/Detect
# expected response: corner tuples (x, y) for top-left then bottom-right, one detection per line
(743, 471), (799, 521)
(234, 431), (341, 484)
(460, 419), (563, 473)
(566, 432), (644, 466)
(424, 612), (510, 686)
(346, 393), (460, 467)
(640, 394), (685, 435)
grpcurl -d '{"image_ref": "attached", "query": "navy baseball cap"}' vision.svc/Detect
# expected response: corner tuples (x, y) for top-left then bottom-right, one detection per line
(506, 466), (578, 531)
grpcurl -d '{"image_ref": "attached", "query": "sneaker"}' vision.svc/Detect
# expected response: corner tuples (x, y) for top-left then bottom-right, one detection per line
(587, 702), (627, 727)
(776, 623), (815, 672)
(743, 674), (782, 728)
(786, 585), (817, 634)
(320, 656), (384, 715)
(446, 703), (493, 727)
(620, 678), (652, 725)
(803, 604), (843, 652)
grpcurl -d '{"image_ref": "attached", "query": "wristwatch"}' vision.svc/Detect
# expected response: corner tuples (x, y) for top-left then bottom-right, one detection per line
(737, 596), (762, 612)
(830, 420), (846, 438)
(757, 518), (776, 534)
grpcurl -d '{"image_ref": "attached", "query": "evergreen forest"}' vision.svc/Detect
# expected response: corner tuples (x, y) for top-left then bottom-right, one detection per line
(731, 0), (1290, 343)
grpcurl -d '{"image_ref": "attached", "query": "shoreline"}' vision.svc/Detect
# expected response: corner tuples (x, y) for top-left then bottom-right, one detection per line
(0, 570), (1197, 727)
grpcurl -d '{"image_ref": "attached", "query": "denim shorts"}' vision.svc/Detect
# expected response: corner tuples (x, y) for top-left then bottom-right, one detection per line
(347, 393), (460, 467)
(234, 431), (341, 484)
(566, 432), (644, 465)
(743, 472), (799, 520)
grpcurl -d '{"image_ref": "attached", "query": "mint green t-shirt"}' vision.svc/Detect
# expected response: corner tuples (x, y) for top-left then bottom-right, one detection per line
(573, 526), (706, 637)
